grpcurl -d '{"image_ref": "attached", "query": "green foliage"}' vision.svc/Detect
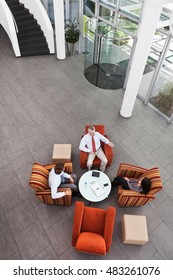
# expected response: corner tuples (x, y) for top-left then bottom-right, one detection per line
(118, 17), (137, 34)
(113, 29), (129, 46)
(150, 80), (173, 117)
(65, 18), (80, 43)
(97, 24), (111, 35)
(160, 80), (173, 95)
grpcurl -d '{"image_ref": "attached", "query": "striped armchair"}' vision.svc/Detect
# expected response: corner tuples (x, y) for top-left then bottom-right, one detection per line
(117, 163), (163, 207)
(29, 162), (72, 206)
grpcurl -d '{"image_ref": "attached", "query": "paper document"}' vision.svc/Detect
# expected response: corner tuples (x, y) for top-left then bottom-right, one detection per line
(90, 182), (105, 197)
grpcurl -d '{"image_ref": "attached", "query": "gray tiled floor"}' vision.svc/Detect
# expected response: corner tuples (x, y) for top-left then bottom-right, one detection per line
(0, 26), (173, 260)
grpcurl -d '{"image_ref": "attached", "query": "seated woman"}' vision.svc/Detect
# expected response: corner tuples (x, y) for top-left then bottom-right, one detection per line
(112, 176), (151, 195)
(48, 161), (78, 199)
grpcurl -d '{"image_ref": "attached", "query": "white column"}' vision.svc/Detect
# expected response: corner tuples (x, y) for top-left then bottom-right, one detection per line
(78, 0), (83, 53)
(120, 0), (165, 118)
(65, 0), (70, 21)
(53, 0), (66, 59)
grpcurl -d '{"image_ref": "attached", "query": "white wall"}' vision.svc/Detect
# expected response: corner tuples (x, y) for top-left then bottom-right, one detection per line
(19, 0), (55, 53)
(0, 0), (20, 56)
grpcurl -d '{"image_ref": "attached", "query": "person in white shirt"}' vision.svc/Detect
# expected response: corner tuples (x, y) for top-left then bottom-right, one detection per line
(79, 125), (114, 172)
(48, 162), (78, 199)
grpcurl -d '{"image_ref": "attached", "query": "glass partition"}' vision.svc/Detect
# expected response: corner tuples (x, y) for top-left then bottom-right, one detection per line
(149, 68), (173, 120)
(84, 18), (133, 89)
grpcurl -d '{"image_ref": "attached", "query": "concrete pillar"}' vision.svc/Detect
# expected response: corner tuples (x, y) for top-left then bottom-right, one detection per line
(120, 0), (165, 118)
(53, 0), (66, 59)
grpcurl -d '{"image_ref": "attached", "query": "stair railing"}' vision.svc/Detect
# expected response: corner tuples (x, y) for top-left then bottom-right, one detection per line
(10, 9), (19, 33)
(0, 0), (21, 56)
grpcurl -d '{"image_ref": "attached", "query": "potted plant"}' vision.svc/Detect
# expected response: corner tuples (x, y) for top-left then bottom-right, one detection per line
(65, 18), (80, 56)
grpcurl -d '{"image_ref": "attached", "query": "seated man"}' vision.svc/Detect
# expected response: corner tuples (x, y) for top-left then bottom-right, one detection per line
(49, 162), (78, 199)
(79, 125), (114, 172)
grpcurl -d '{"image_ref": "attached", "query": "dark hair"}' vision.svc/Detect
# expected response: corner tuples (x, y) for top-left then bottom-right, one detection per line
(54, 162), (64, 174)
(141, 177), (151, 195)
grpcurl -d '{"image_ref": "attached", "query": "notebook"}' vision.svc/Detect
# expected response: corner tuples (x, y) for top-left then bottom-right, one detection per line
(90, 182), (105, 197)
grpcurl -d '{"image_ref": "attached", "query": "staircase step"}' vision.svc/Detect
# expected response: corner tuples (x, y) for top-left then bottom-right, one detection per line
(18, 36), (46, 46)
(17, 18), (37, 27)
(9, 3), (25, 12)
(21, 49), (50, 57)
(20, 42), (49, 51)
(17, 20), (38, 31)
(15, 14), (34, 23)
(17, 29), (44, 40)
(5, 0), (19, 4)
(12, 8), (29, 17)
(18, 26), (42, 36)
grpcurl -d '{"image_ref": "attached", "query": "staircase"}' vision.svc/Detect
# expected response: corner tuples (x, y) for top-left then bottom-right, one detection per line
(5, 0), (50, 56)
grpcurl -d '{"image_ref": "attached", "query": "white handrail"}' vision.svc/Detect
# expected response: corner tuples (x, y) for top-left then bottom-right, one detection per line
(10, 9), (18, 33)
(0, 0), (20, 56)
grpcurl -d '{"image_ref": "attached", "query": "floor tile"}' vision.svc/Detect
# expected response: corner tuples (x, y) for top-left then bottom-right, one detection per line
(154, 197), (173, 231)
(15, 220), (50, 259)
(150, 222), (173, 259)
(32, 245), (58, 260)
(5, 199), (38, 235)
(0, 226), (18, 259)
(35, 203), (67, 230)
(46, 216), (72, 257)
(0, 180), (27, 212)
(0, 164), (17, 191)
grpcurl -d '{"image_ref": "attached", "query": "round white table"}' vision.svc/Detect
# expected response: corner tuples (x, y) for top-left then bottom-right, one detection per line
(78, 170), (111, 202)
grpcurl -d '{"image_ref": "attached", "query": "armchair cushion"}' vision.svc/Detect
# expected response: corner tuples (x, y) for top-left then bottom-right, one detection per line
(81, 207), (106, 235)
(76, 232), (106, 255)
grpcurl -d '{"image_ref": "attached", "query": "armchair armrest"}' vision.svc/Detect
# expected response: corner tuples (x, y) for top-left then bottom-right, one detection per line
(104, 207), (116, 252)
(71, 202), (84, 246)
(117, 163), (147, 178)
(80, 151), (88, 168)
(35, 188), (72, 205)
(118, 188), (155, 207)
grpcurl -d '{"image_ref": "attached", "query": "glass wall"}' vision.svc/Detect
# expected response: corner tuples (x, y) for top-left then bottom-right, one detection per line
(84, 18), (133, 89)
(83, 0), (141, 89)
(147, 34), (173, 122)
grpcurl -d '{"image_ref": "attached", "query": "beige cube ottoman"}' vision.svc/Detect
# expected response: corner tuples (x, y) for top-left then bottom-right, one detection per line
(52, 144), (71, 163)
(122, 214), (148, 245)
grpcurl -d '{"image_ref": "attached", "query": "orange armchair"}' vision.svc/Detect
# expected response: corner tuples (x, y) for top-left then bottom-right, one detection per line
(29, 162), (72, 205)
(72, 201), (116, 255)
(80, 125), (114, 168)
(117, 163), (163, 207)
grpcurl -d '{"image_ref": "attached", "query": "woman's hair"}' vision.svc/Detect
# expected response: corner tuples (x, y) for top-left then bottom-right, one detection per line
(54, 162), (64, 174)
(141, 177), (151, 195)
